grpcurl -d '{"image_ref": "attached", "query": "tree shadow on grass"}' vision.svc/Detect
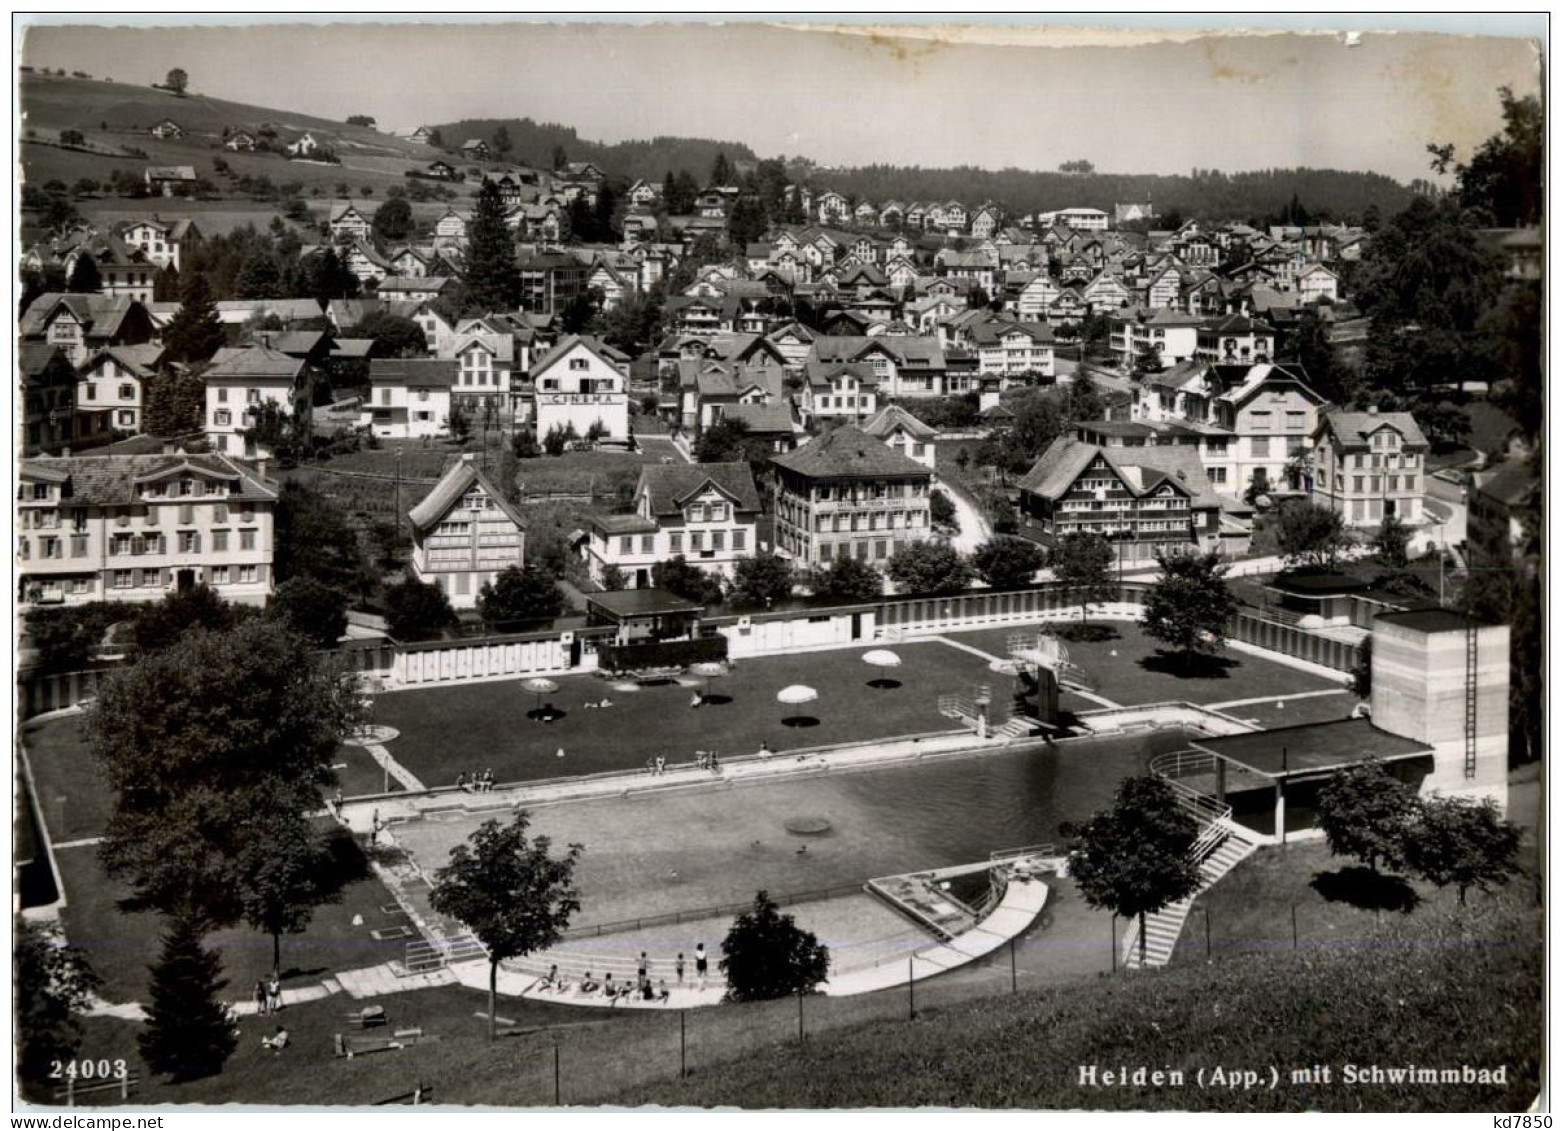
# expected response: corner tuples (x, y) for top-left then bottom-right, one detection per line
(1138, 650), (1240, 680)
(1055, 623), (1121, 644)
(1311, 866), (1422, 913)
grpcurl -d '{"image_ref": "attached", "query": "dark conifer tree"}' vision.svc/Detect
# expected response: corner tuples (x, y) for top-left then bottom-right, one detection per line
(138, 915), (237, 1082)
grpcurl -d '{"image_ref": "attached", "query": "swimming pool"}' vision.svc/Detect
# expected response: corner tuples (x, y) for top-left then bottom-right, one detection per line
(394, 728), (1192, 930)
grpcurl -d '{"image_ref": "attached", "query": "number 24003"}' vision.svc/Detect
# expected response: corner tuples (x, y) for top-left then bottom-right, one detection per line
(50, 1059), (128, 1080)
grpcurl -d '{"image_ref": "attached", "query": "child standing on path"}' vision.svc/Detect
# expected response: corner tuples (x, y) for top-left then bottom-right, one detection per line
(694, 942), (708, 990)
(675, 952), (685, 985)
(265, 973), (282, 1014)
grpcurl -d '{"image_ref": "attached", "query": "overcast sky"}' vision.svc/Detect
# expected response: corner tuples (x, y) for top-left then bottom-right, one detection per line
(18, 20), (1542, 182)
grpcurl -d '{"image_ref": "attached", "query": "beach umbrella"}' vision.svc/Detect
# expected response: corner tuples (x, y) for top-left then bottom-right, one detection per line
(862, 649), (903, 689)
(522, 676), (559, 718)
(689, 661), (728, 701)
(776, 684), (818, 727)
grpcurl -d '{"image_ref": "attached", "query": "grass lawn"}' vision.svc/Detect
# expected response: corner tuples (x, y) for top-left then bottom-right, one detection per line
(21, 716), (115, 845)
(38, 982), (636, 1108)
(1172, 839), (1542, 963)
(371, 640), (997, 789)
(946, 622), (1344, 709)
(21, 717), (410, 1003)
(333, 743), (404, 798)
(56, 819), (408, 1005)
(616, 859), (1541, 1110)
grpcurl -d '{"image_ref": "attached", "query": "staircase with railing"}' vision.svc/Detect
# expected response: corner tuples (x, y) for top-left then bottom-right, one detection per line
(1119, 764), (1259, 969)
(937, 685), (1010, 735)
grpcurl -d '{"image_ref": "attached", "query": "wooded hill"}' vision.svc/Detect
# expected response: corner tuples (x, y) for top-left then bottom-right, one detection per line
(428, 116), (760, 184)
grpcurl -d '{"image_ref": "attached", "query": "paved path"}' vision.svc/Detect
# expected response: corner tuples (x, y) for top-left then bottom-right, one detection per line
(932, 635), (1004, 665)
(1206, 688), (1351, 711)
(361, 740), (425, 793)
(937, 478), (994, 556)
(52, 836), (103, 850)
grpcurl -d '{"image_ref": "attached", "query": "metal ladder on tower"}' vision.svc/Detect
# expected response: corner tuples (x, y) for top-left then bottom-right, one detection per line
(1463, 619), (1478, 779)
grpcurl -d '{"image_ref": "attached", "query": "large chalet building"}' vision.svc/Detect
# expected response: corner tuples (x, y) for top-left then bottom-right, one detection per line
(17, 452), (279, 610)
(407, 456), (527, 609)
(771, 425), (934, 566)
(1016, 436), (1242, 567)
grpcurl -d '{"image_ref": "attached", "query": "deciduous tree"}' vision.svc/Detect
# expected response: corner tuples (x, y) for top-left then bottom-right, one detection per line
(1068, 775), (1201, 964)
(477, 565), (565, 628)
(810, 556), (883, 603)
(886, 541), (972, 597)
(237, 810), (341, 974)
(430, 813), (582, 1040)
(1315, 759), (1418, 874)
(972, 536), (1043, 591)
(1050, 532), (1116, 625)
(1140, 550), (1239, 670)
(89, 620), (360, 926)
(383, 576), (458, 642)
(16, 921), (100, 1089)
(266, 576), (350, 647)
(653, 554), (724, 605)
(731, 553), (794, 607)
(719, 891), (830, 1002)
(1404, 795), (1522, 905)
(1275, 500), (1351, 569)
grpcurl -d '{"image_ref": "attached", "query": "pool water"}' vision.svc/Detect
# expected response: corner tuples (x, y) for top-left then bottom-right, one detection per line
(396, 729), (1193, 930)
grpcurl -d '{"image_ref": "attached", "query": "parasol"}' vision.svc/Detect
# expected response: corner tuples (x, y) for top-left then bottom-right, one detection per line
(776, 684), (818, 727)
(862, 649), (903, 689)
(522, 677), (560, 719)
(688, 661), (729, 702)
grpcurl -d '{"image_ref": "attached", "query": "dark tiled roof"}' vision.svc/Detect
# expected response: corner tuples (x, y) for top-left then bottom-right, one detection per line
(638, 462), (761, 517)
(19, 453), (278, 505)
(862, 404), (938, 440)
(723, 402), (794, 434)
(1318, 409), (1429, 451)
(369, 359), (459, 387)
(206, 347), (305, 381)
(407, 460), (526, 533)
(772, 425), (932, 481)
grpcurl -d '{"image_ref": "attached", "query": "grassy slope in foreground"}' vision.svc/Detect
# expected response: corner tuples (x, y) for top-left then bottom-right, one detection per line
(621, 891), (1541, 1111)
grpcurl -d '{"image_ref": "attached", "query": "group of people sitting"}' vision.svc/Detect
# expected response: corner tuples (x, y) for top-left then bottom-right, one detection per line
(455, 769), (496, 793)
(535, 965), (670, 1005)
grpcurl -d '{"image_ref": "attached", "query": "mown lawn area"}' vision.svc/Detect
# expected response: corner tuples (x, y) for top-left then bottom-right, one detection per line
(947, 622), (1345, 710)
(371, 639), (993, 789)
(55, 819), (408, 1005)
(616, 864), (1541, 1110)
(21, 717), (409, 1003)
(33, 983), (635, 1108)
(1173, 838), (1541, 963)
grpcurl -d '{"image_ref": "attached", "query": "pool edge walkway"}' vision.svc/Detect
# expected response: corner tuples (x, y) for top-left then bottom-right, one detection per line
(820, 873), (1051, 997)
